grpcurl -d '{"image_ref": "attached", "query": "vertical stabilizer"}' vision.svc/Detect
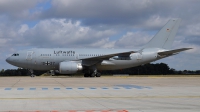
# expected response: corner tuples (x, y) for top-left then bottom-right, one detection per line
(144, 19), (181, 49)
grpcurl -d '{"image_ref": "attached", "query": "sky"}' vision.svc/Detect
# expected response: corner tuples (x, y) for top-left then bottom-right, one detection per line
(0, 0), (200, 71)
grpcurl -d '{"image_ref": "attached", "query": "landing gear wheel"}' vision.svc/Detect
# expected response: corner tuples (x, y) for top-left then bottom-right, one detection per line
(28, 69), (35, 77)
(84, 73), (90, 77)
(96, 73), (101, 77)
(90, 73), (96, 77)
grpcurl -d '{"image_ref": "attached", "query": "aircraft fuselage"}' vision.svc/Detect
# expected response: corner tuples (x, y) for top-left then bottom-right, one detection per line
(6, 48), (160, 71)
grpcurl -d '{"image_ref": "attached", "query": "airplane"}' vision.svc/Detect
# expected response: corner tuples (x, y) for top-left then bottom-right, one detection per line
(6, 19), (192, 77)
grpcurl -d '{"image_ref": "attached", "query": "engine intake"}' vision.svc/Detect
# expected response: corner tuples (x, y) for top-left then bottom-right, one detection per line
(59, 61), (83, 74)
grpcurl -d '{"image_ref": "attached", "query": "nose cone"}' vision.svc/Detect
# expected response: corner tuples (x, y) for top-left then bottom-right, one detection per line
(6, 57), (11, 64)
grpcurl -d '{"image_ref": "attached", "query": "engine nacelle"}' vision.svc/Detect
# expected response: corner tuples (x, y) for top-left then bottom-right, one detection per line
(59, 61), (83, 74)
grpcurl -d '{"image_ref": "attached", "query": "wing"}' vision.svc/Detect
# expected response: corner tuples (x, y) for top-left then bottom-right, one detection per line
(158, 48), (192, 57)
(80, 51), (136, 66)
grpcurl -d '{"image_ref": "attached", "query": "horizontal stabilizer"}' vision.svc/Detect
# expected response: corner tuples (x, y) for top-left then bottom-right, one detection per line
(158, 48), (192, 56)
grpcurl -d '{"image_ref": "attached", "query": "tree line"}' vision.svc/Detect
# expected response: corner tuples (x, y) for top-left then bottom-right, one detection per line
(0, 68), (46, 76)
(101, 63), (200, 75)
(0, 63), (199, 76)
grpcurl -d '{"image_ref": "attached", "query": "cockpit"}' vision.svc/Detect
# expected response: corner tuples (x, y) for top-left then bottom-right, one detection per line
(12, 53), (19, 56)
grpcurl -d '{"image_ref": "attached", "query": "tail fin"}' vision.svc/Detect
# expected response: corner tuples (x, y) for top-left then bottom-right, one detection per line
(144, 19), (181, 49)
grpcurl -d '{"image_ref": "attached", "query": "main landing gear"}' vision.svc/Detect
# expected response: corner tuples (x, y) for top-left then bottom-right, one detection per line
(84, 69), (101, 77)
(84, 72), (101, 77)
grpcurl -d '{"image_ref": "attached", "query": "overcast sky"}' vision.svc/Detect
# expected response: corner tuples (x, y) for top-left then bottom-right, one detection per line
(0, 0), (199, 70)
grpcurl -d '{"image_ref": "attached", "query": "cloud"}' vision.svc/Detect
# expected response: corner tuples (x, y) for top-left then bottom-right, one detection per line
(0, 0), (38, 13)
(180, 23), (200, 46)
(40, 0), (195, 27)
(40, 0), (154, 25)
(184, 23), (200, 36)
(0, 0), (49, 21)
(137, 15), (171, 30)
(90, 38), (115, 48)
(18, 24), (29, 34)
(115, 31), (153, 48)
(20, 19), (116, 48)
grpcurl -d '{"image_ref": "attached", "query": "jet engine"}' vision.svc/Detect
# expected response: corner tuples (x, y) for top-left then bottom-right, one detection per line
(59, 61), (83, 74)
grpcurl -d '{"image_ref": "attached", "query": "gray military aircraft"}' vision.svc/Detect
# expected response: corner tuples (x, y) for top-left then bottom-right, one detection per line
(6, 19), (192, 77)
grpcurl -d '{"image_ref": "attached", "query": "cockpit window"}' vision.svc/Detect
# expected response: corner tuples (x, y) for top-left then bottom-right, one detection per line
(12, 53), (19, 56)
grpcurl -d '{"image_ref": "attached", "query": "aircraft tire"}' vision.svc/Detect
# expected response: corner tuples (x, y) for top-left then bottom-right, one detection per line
(30, 74), (35, 77)
(84, 73), (90, 77)
(96, 73), (101, 77)
(90, 73), (96, 77)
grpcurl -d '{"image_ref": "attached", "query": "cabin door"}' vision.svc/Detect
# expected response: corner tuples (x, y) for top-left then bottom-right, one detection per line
(26, 51), (33, 60)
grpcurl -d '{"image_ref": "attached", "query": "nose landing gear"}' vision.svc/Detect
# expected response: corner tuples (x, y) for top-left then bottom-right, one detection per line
(28, 69), (36, 77)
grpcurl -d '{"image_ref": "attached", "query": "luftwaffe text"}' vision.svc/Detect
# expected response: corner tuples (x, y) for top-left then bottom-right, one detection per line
(54, 50), (75, 55)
